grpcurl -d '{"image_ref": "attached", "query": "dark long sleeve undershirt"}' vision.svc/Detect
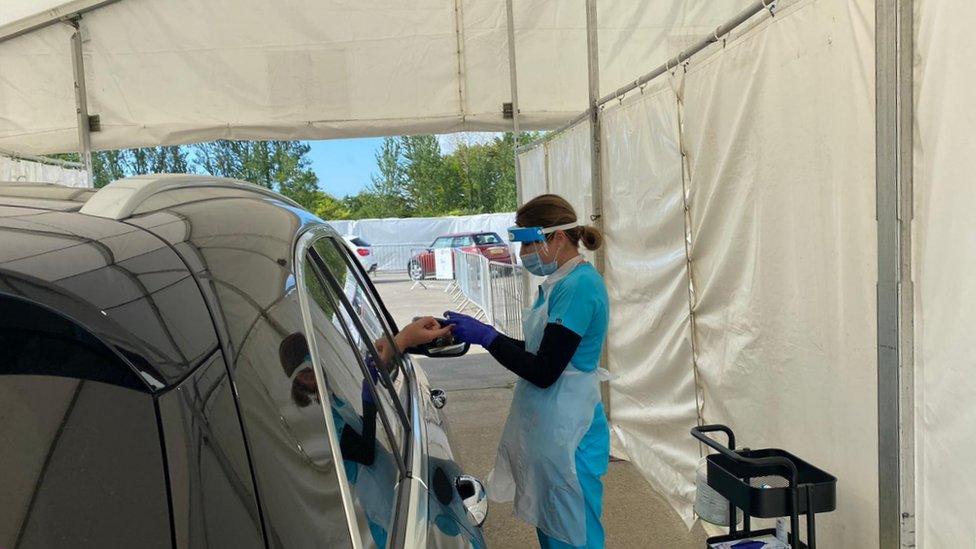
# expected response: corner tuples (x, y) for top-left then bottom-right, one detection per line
(486, 323), (582, 388)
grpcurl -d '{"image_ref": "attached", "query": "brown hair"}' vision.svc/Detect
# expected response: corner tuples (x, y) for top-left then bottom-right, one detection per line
(515, 194), (603, 251)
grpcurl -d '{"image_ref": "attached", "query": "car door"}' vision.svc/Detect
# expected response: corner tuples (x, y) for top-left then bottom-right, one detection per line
(330, 234), (489, 548)
(0, 295), (172, 549)
(297, 229), (485, 548)
(296, 230), (420, 546)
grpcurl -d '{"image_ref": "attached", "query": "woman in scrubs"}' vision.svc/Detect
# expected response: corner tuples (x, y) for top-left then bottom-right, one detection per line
(446, 194), (610, 549)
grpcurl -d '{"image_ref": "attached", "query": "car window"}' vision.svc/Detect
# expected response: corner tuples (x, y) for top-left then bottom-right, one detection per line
(350, 237), (370, 247)
(432, 237), (453, 249)
(0, 296), (171, 547)
(308, 241), (410, 440)
(301, 258), (403, 549)
(314, 239), (403, 342)
(454, 236), (474, 246)
(474, 233), (502, 245)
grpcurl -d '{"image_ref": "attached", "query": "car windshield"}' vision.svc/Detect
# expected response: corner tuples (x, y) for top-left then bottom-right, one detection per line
(431, 237), (453, 248)
(350, 237), (370, 247)
(474, 233), (502, 245)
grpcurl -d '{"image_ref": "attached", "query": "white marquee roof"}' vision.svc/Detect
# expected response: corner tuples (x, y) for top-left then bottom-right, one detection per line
(0, 0), (750, 155)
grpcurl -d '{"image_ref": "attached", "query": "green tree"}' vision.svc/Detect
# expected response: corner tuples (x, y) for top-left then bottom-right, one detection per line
(49, 146), (189, 188)
(314, 192), (352, 220)
(400, 135), (453, 216)
(359, 137), (410, 218)
(127, 146), (191, 175)
(93, 150), (129, 188)
(194, 140), (323, 210)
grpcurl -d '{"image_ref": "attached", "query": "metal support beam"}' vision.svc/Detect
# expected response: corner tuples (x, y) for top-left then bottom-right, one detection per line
(0, 147), (84, 169)
(0, 0), (123, 44)
(584, 0), (611, 418)
(452, 0), (467, 126)
(585, 0), (603, 272)
(69, 21), (94, 187)
(876, 0), (914, 547)
(505, 0), (523, 206)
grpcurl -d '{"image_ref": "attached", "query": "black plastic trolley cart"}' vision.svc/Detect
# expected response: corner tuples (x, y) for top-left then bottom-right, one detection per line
(691, 425), (837, 549)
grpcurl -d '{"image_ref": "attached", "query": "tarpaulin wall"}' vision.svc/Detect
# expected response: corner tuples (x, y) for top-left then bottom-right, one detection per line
(683, 2), (877, 547)
(517, 146), (547, 205)
(328, 212), (515, 246)
(517, 0), (879, 545)
(913, 1), (976, 546)
(0, 155), (89, 187)
(599, 79), (703, 524)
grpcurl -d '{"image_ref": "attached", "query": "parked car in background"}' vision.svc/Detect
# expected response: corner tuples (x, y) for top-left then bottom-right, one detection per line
(343, 235), (378, 275)
(408, 232), (512, 280)
(0, 176), (487, 549)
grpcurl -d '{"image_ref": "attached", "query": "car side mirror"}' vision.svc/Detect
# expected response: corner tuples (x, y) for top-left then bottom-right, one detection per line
(456, 475), (488, 527)
(408, 340), (470, 358)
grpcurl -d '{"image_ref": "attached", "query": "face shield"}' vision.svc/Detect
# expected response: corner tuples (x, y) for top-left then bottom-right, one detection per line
(508, 222), (578, 255)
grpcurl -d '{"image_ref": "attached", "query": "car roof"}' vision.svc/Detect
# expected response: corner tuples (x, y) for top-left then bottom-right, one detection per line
(0, 175), (320, 391)
(0, 182), (96, 211)
(437, 231), (499, 238)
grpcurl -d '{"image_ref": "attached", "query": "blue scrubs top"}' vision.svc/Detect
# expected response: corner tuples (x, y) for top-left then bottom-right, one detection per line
(544, 262), (609, 371)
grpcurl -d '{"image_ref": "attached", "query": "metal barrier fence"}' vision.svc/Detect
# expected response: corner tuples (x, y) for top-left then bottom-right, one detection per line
(367, 243), (428, 273)
(488, 261), (523, 338)
(452, 250), (490, 319)
(449, 250), (523, 337)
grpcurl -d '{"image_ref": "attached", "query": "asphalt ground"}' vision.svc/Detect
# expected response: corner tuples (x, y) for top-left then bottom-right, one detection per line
(373, 272), (708, 548)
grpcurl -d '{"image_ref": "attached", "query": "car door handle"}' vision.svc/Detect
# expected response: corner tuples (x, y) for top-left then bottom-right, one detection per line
(429, 388), (447, 409)
(455, 475), (488, 527)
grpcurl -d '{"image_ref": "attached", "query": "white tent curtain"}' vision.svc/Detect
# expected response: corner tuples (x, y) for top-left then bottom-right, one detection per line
(518, 0), (879, 545)
(517, 144), (547, 204)
(682, 1), (877, 546)
(546, 121), (594, 261)
(0, 155), (89, 187)
(0, 0), (754, 155)
(600, 79), (701, 526)
(913, 1), (976, 547)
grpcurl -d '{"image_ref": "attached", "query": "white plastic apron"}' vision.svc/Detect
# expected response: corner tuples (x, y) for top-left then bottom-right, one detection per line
(487, 257), (602, 546)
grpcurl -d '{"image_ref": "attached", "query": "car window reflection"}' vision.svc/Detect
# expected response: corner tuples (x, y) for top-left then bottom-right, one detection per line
(298, 264), (405, 548)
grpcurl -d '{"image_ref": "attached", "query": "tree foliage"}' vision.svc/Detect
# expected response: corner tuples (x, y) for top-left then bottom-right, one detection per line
(334, 132), (538, 220)
(59, 132), (538, 220)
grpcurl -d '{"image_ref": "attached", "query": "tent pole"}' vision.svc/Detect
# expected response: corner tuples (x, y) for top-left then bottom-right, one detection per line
(505, 0), (523, 206)
(584, 0), (611, 419)
(506, 0), (534, 312)
(69, 20), (94, 187)
(0, 147), (84, 169)
(876, 0), (914, 546)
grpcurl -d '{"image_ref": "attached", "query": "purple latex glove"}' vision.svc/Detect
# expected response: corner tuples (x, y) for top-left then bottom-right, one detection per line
(444, 311), (499, 348)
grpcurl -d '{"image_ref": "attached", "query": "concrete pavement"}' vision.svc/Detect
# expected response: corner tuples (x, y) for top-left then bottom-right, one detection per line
(373, 272), (708, 548)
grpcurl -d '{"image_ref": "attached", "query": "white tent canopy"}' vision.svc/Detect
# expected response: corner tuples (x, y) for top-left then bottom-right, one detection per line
(2, 1), (954, 548)
(0, 0), (752, 155)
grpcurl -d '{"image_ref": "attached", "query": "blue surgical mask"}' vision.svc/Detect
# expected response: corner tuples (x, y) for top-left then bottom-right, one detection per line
(522, 251), (559, 276)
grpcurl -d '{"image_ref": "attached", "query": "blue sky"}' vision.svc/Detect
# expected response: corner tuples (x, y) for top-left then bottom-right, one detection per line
(305, 138), (384, 198)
